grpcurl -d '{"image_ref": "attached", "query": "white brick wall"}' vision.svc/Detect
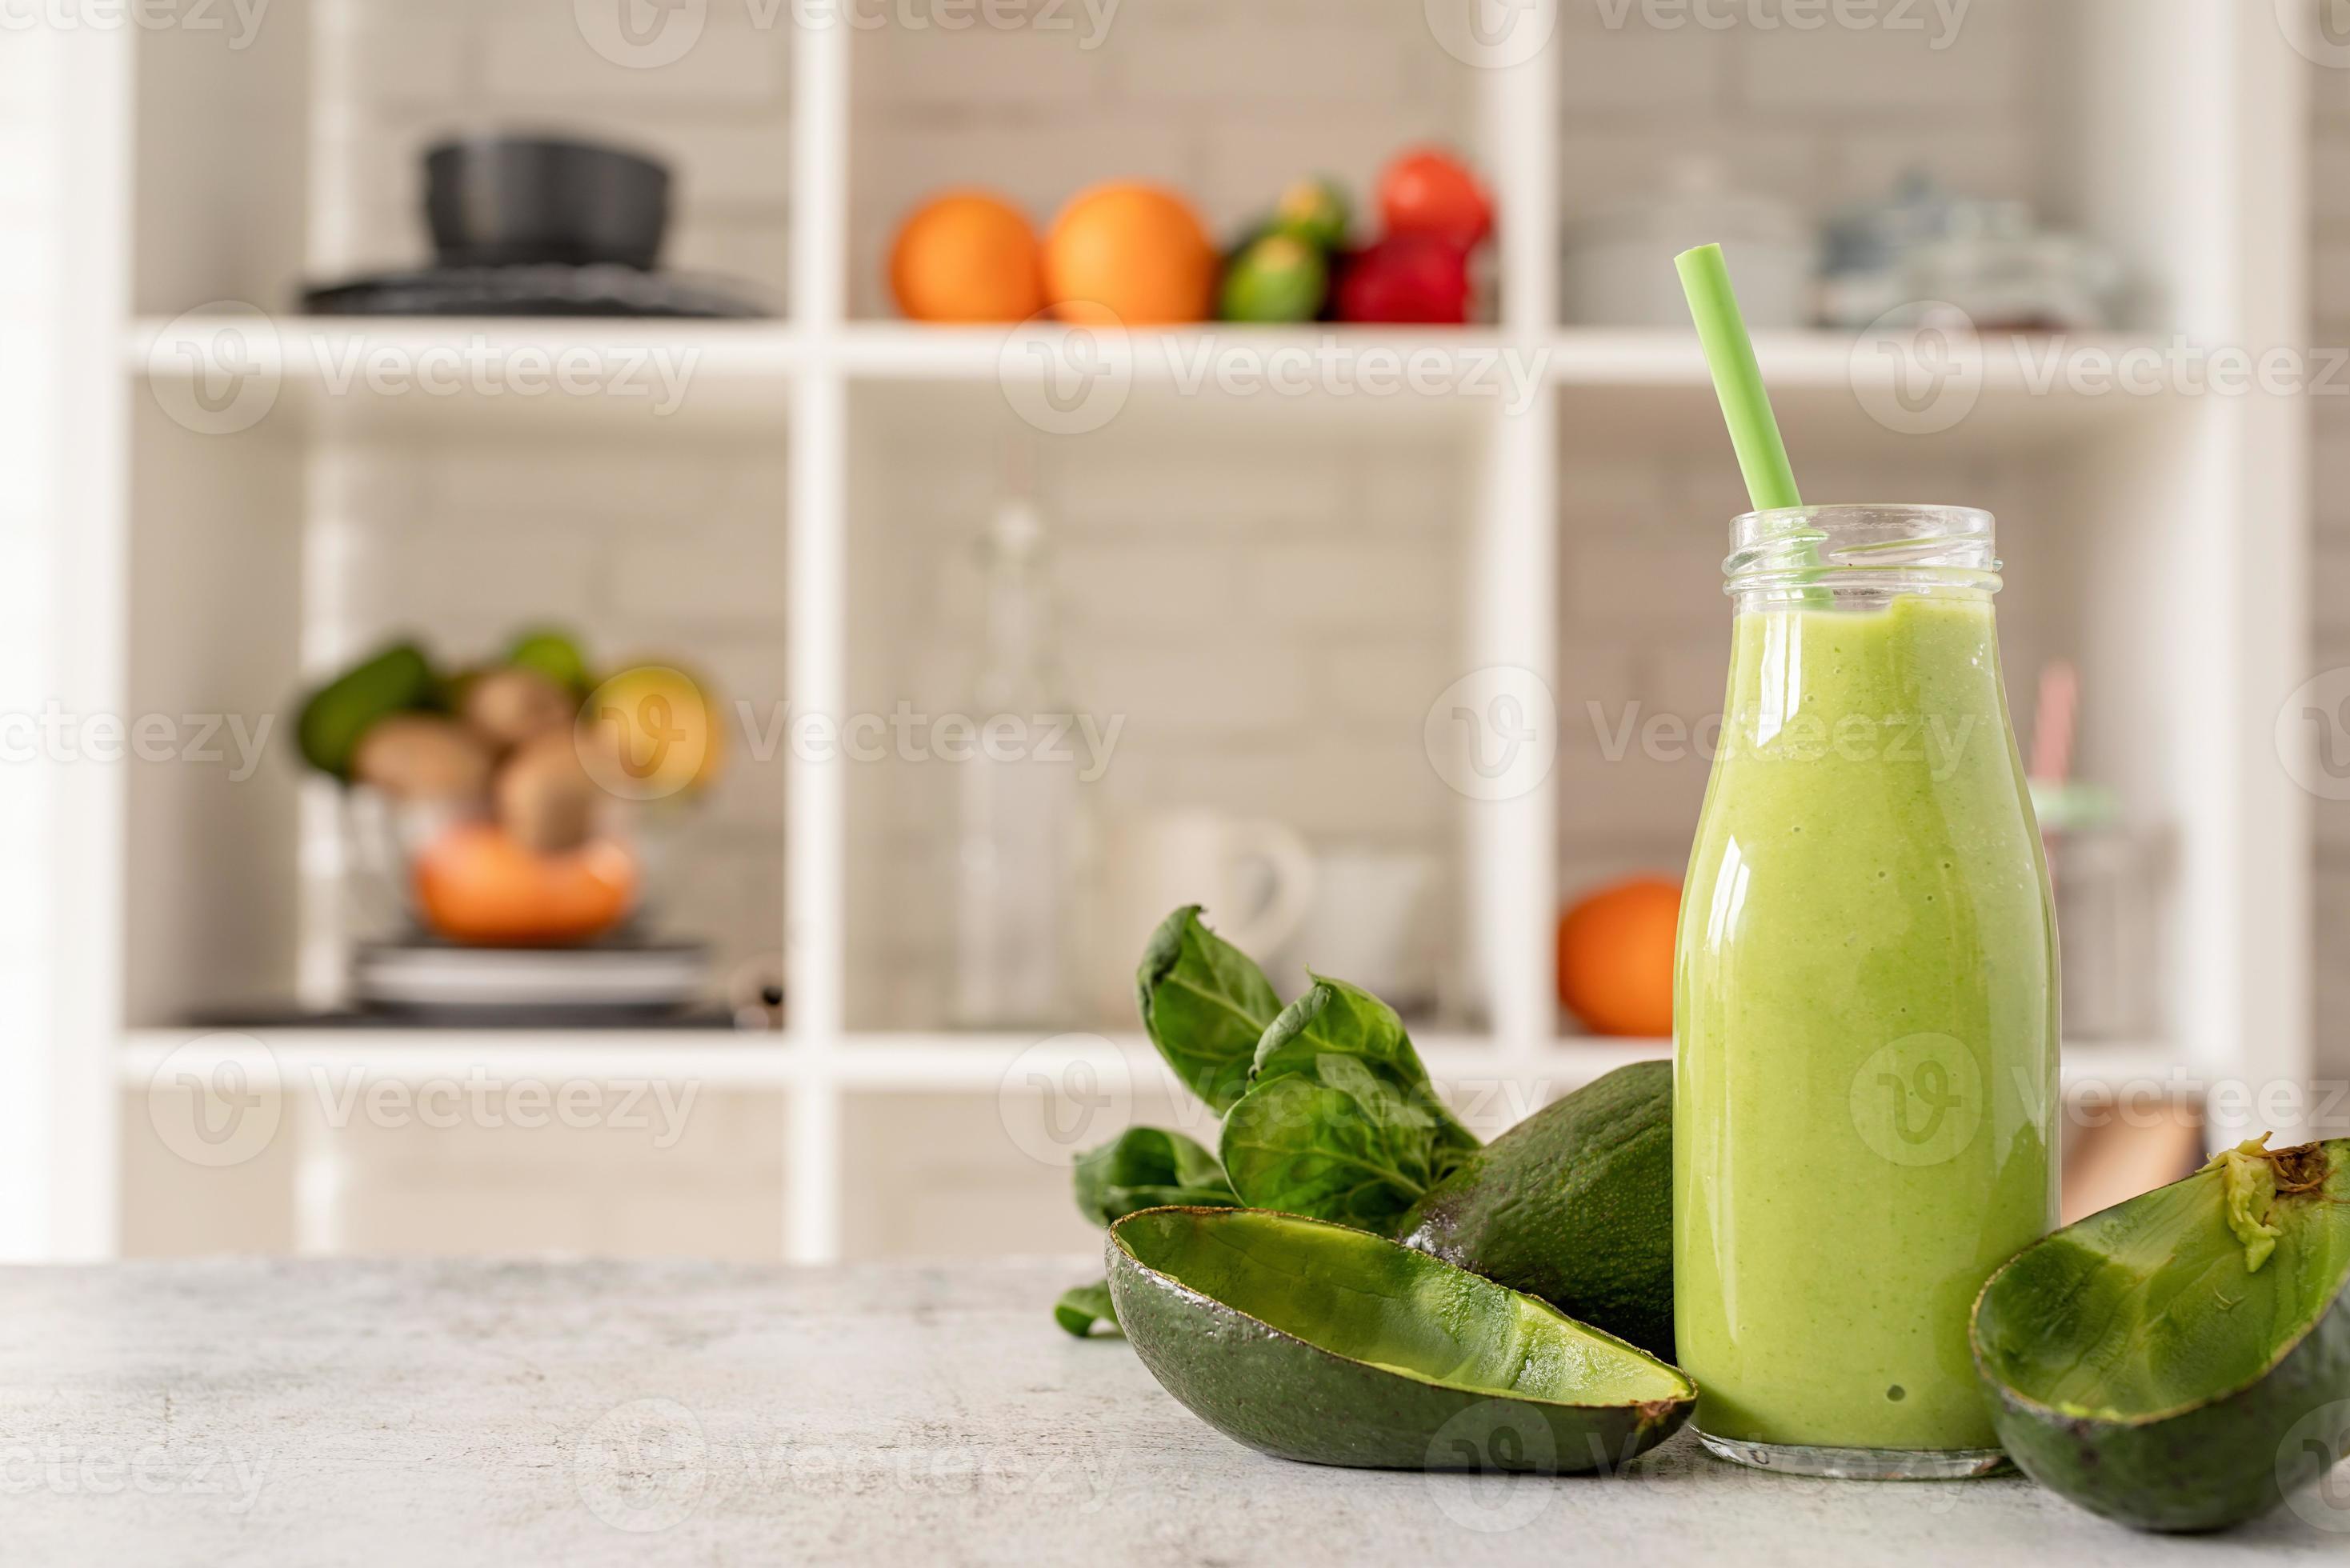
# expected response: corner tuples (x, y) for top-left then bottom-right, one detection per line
(843, 410), (1469, 1029)
(134, 0), (2340, 1259)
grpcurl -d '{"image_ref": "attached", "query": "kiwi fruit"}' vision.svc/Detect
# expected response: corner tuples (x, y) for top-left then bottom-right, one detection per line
(497, 731), (601, 854)
(462, 667), (576, 751)
(351, 714), (494, 802)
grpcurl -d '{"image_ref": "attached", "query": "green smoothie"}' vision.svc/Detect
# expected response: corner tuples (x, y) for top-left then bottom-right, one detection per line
(1674, 589), (2059, 1456)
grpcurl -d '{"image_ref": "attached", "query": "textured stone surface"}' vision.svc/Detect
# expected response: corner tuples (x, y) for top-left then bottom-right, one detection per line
(0, 1256), (2337, 1565)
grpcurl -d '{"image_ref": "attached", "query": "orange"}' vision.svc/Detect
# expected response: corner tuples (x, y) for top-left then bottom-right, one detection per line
(1556, 876), (1681, 1038)
(1043, 182), (1216, 326)
(414, 823), (639, 946)
(888, 190), (1046, 323)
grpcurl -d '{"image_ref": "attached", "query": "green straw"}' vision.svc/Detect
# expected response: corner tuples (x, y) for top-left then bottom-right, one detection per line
(1675, 243), (1802, 513)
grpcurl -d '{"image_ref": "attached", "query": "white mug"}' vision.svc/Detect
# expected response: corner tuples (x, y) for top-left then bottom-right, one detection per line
(1268, 850), (1443, 1010)
(1095, 810), (1315, 1022)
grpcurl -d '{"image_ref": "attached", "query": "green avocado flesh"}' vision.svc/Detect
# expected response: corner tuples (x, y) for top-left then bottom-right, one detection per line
(1398, 1060), (1675, 1360)
(1108, 1206), (1693, 1471)
(1972, 1138), (2350, 1532)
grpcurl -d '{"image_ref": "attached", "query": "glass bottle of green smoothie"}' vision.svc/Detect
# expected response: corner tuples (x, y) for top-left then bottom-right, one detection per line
(1674, 503), (2060, 1480)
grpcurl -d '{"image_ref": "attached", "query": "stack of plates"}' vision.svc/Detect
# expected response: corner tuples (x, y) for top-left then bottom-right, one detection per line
(351, 940), (709, 1023)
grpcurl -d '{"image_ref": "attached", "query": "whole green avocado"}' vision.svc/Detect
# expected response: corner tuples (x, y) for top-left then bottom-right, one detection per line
(1396, 1059), (1675, 1361)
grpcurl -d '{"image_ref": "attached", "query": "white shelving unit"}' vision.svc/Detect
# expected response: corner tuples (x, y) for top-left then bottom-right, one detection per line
(35, 1), (2314, 1262)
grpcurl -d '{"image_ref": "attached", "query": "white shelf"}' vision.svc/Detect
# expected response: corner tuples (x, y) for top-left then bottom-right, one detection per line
(116, 1029), (2190, 1102)
(129, 317), (800, 436)
(124, 318), (2195, 450)
(1554, 330), (2192, 456)
(38, 1), (2310, 1267)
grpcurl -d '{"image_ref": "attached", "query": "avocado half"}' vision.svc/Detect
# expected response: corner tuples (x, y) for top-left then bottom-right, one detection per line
(1398, 1060), (1675, 1359)
(1107, 1206), (1695, 1471)
(1971, 1137), (2350, 1532)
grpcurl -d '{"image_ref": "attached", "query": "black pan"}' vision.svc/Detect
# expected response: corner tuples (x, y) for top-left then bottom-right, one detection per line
(424, 134), (671, 270)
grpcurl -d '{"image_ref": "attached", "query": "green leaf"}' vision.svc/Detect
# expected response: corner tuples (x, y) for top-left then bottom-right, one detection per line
(1053, 1280), (1122, 1338)
(1251, 975), (1435, 1089)
(1219, 1057), (1481, 1236)
(1071, 1126), (1239, 1227)
(1135, 906), (1281, 1114)
(1219, 976), (1479, 1234)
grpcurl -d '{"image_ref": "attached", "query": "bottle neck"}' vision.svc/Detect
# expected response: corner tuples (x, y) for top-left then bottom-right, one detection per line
(1723, 504), (2001, 611)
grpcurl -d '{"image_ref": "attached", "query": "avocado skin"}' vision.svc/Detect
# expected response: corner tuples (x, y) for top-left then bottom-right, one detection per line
(1396, 1060), (1675, 1361)
(1107, 1210), (1691, 1472)
(1973, 1139), (2350, 1533)
(297, 642), (437, 779)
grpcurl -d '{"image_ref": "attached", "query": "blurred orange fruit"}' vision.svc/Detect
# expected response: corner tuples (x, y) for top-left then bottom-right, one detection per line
(414, 823), (639, 946)
(1557, 876), (1682, 1038)
(1043, 182), (1216, 326)
(888, 190), (1046, 323)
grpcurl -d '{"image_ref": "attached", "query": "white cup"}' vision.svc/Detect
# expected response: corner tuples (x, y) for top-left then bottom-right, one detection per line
(1268, 850), (1443, 1010)
(1095, 810), (1315, 1022)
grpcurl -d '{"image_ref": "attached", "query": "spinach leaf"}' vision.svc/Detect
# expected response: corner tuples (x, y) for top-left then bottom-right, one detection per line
(1071, 1126), (1238, 1226)
(1135, 906), (1281, 1114)
(1219, 977), (1479, 1234)
(1219, 1061), (1479, 1235)
(1251, 974), (1441, 1091)
(1053, 1280), (1121, 1338)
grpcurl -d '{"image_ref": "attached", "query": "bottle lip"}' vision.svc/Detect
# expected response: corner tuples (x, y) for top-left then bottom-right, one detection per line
(1725, 502), (2000, 600)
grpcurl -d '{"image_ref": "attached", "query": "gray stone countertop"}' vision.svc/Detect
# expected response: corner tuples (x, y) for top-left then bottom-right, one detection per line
(0, 1256), (2338, 1565)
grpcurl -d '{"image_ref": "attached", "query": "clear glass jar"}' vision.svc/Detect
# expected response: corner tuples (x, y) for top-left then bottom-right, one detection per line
(1673, 504), (2060, 1478)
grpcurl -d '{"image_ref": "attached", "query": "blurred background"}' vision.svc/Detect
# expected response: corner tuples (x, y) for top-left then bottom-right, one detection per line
(0, 0), (2340, 1264)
